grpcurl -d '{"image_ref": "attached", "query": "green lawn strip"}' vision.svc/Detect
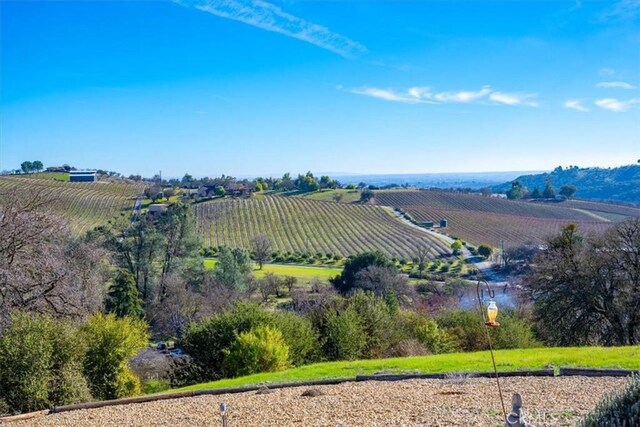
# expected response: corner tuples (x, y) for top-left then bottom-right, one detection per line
(203, 259), (341, 281)
(171, 346), (640, 393)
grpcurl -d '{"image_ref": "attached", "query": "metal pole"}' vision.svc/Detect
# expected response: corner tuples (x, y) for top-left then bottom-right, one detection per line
(476, 280), (507, 424)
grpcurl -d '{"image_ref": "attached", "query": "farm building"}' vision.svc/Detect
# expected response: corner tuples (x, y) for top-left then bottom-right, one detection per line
(69, 170), (97, 182)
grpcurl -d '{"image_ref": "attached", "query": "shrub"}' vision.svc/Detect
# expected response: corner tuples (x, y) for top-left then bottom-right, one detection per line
(436, 309), (487, 351)
(492, 310), (541, 349)
(580, 374), (640, 426)
(323, 305), (366, 360)
(414, 319), (458, 354)
(178, 303), (271, 383)
(271, 312), (321, 366)
(82, 313), (148, 400)
(477, 245), (493, 258)
(348, 292), (398, 358)
(399, 311), (457, 354)
(0, 313), (90, 414)
(222, 325), (290, 377)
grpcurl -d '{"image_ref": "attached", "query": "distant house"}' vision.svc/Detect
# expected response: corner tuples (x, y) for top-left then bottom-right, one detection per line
(226, 183), (252, 198)
(46, 166), (67, 173)
(69, 170), (97, 182)
(148, 203), (169, 215)
(196, 183), (253, 198)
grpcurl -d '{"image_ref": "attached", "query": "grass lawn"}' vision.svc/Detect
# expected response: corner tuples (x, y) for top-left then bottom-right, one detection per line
(204, 259), (342, 283)
(173, 345), (640, 392)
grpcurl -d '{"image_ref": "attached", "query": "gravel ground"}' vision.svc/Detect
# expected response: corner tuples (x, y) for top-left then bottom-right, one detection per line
(14, 376), (625, 427)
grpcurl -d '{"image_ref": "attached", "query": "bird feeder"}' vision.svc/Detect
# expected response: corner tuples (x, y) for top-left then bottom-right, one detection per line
(485, 300), (500, 328)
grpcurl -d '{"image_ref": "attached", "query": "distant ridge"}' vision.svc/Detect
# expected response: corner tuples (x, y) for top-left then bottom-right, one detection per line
(492, 164), (640, 205)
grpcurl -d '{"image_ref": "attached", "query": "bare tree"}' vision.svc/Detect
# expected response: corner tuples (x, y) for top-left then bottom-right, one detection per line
(526, 220), (640, 346)
(0, 188), (106, 325)
(283, 275), (297, 295)
(413, 243), (430, 277)
(250, 234), (272, 269)
(354, 266), (415, 307)
(332, 193), (344, 203)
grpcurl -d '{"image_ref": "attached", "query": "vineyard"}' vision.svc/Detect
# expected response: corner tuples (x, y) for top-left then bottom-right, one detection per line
(194, 196), (452, 259)
(0, 175), (144, 233)
(374, 189), (625, 247)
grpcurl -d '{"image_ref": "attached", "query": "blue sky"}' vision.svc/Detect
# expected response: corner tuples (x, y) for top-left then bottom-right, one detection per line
(1, 0), (639, 178)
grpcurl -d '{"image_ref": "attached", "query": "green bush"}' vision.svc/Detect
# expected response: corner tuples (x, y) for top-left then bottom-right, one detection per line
(399, 311), (457, 354)
(436, 308), (540, 351)
(324, 305), (366, 360)
(82, 313), (148, 400)
(580, 374), (640, 426)
(414, 318), (458, 354)
(477, 244), (493, 258)
(436, 309), (487, 351)
(348, 292), (398, 358)
(271, 312), (321, 366)
(0, 313), (90, 414)
(492, 311), (541, 349)
(223, 325), (290, 377)
(178, 303), (271, 382)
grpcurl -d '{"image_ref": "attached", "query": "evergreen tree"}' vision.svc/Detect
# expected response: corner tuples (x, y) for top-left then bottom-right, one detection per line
(543, 179), (556, 198)
(106, 270), (144, 319)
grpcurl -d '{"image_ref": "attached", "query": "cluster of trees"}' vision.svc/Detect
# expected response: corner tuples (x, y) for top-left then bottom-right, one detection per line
(506, 179), (577, 200)
(176, 171), (342, 194)
(19, 160), (44, 174)
(496, 163), (640, 204)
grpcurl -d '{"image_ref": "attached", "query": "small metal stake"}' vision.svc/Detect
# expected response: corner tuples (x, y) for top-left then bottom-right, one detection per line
(219, 403), (227, 427)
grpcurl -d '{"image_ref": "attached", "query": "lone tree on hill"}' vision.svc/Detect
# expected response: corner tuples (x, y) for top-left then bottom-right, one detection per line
(251, 234), (272, 269)
(559, 185), (577, 198)
(360, 188), (374, 203)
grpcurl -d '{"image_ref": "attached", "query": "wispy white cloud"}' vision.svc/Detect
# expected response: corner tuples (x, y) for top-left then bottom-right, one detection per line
(346, 85), (538, 107)
(174, 0), (366, 58)
(489, 91), (539, 107)
(595, 97), (640, 112)
(601, 0), (640, 21)
(564, 100), (589, 112)
(349, 87), (433, 104)
(596, 81), (638, 89)
(434, 86), (492, 103)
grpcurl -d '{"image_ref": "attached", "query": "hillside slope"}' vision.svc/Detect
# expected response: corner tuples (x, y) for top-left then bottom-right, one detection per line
(373, 189), (636, 247)
(194, 196), (452, 259)
(0, 175), (143, 233)
(492, 164), (640, 204)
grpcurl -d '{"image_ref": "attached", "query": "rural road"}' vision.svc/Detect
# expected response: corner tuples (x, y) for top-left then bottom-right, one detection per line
(383, 206), (506, 285)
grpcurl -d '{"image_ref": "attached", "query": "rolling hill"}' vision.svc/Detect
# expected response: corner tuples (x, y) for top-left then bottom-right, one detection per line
(374, 189), (640, 248)
(0, 174), (144, 233)
(194, 196), (452, 259)
(492, 164), (640, 204)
